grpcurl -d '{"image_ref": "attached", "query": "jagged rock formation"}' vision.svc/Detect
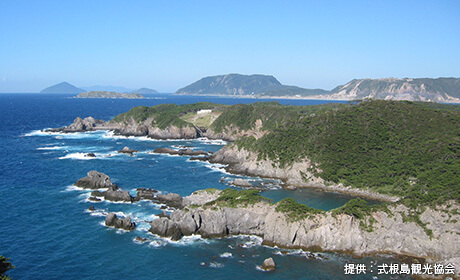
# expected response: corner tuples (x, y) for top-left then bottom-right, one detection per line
(136, 188), (158, 200)
(44, 115), (199, 139)
(90, 188), (134, 203)
(230, 178), (253, 188)
(110, 117), (198, 139)
(156, 193), (184, 209)
(105, 213), (136, 230)
(75, 171), (118, 189)
(45, 117), (105, 133)
(149, 190), (460, 276)
(103, 189), (134, 203)
(74, 171), (135, 202)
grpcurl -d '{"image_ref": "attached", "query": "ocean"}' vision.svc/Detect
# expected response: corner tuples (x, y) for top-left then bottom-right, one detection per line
(0, 93), (408, 279)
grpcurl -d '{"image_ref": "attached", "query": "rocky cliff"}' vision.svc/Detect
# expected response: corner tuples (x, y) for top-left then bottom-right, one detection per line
(150, 190), (460, 277)
(45, 116), (199, 139)
(327, 77), (460, 102)
(209, 145), (399, 202)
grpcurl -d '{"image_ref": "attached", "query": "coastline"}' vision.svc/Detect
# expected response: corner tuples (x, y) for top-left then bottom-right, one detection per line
(208, 145), (400, 203)
(150, 189), (460, 276)
(40, 120), (460, 278)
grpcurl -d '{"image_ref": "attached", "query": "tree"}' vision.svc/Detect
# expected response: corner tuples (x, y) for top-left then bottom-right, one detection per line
(0, 256), (14, 280)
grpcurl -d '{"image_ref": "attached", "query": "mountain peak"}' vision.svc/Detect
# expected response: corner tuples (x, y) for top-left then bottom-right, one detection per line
(40, 82), (85, 94)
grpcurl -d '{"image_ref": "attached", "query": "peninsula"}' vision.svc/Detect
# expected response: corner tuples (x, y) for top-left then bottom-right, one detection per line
(75, 91), (144, 99)
(50, 100), (460, 275)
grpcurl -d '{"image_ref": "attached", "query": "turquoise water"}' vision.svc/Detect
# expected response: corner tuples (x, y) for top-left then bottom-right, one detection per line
(0, 93), (408, 279)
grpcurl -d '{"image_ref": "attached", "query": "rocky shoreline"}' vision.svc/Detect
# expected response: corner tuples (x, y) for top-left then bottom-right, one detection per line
(149, 189), (460, 278)
(46, 117), (399, 202)
(75, 170), (460, 278)
(209, 145), (400, 203)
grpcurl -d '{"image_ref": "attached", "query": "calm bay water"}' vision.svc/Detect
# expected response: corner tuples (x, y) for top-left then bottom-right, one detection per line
(0, 93), (407, 279)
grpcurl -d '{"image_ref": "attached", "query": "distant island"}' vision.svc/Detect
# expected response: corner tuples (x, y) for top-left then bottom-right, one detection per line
(40, 83), (158, 95)
(175, 74), (460, 103)
(40, 75), (460, 103)
(40, 82), (85, 94)
(130, 87), (158, 94)
(175, 74), (327, 97)
(75, 91), (144, 99)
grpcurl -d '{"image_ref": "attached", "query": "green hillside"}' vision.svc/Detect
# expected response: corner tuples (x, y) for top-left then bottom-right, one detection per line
(236, 100), (460, 206)
(109, 100), (459, 207)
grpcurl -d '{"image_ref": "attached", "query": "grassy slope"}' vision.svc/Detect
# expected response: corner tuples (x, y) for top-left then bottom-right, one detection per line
(110, 102), (226, 129)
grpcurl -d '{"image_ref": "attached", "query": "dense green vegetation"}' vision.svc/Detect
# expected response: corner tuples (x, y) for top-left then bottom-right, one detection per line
(0, 256), (14, 280)
(237, 100), (460, 207)
(332, 198), (372, 219)
(111, 102), (226, 129)
(211, 101), (344, 133)
(275, 197), (324, 221)
(204, 188), (271, 208)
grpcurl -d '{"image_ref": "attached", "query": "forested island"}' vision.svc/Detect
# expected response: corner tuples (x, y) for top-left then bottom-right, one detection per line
(49, 100), (460, 275)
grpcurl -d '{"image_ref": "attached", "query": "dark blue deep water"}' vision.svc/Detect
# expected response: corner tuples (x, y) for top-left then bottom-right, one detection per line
(0, 93), (408, 279)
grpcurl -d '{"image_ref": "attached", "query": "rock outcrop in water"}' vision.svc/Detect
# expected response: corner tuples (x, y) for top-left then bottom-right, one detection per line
(105, 212), (136, 230)
(136, 188), (158, 200)
(75, 171), (136, 202)
(103, 189), (134, 203)
(46, 117), (106, 133)
(149, 189), (460, 276)
(117, 146), (139, 155)
(156, 193), (184, 209)
(261, 258), (276, 271)
(75, 171), (118, 189)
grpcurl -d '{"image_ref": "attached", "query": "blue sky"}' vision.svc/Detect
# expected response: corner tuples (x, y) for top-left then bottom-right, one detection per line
(0, 0), (459, 92)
